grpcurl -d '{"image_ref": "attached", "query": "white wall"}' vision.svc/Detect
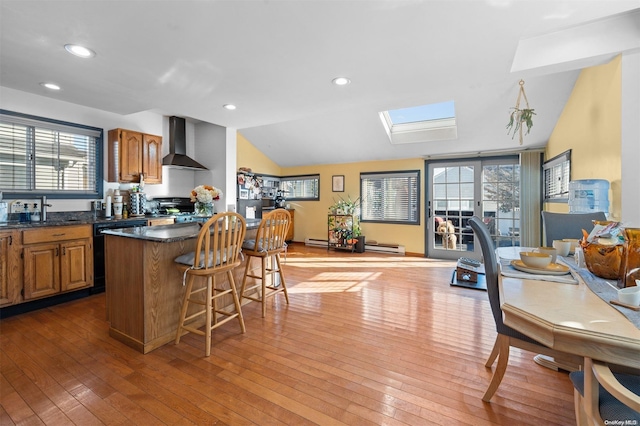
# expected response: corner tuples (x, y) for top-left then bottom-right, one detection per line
(0, 87), (225, 212)
(621, 51), (640, 227)
(193, 121), (229, 213)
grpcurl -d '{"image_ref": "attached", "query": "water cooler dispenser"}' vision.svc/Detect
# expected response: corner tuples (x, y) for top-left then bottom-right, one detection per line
(569, 179), (609, 216)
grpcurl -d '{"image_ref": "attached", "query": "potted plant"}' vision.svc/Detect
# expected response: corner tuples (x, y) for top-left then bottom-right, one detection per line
(506, 107), (535, 140)
(506, 79), (535, 145)
(328, 196), (364, 252)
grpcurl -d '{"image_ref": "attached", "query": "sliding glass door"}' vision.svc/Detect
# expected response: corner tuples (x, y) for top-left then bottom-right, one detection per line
(427, 161), (480, 260)
(426, 158), (520, 260)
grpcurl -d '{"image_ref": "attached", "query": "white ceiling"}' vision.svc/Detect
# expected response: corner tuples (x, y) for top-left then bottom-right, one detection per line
(1, 1), (638, 167)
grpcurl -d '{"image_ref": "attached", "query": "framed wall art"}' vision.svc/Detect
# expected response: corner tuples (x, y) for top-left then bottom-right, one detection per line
(239, 189), (249, 199)
(332, 175), (344, 192)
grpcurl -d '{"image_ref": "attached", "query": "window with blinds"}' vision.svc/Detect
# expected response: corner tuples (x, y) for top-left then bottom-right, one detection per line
(360, 170), (420, 224)
(543, 150), (571, 203)
(280, 174), (320, 200)
(0, 110), (102, 198)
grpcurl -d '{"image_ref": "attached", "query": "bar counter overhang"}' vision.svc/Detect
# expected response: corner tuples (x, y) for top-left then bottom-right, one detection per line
(102, 220), (261, 354)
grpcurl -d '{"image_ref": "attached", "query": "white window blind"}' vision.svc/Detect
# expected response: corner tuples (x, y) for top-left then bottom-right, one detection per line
(280, 174), (320, 200)
(361, 170), (419, 224)
(0, 110), (101, 196)
(543, 150), (571, 203)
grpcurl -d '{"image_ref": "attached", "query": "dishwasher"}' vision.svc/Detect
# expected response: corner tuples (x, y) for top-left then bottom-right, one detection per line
(92, 218), (148, 294)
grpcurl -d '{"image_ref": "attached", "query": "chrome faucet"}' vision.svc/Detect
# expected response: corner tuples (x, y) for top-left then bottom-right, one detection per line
(41, 196), (52, 222)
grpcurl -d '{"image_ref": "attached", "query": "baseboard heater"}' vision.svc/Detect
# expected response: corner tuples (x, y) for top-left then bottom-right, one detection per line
(305, 237), (329, 248)
(304, 238), (405, 255)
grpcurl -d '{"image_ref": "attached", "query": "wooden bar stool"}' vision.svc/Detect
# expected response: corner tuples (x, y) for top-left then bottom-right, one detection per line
(240, 209), (291, 318)
(174, 212), (246, 356)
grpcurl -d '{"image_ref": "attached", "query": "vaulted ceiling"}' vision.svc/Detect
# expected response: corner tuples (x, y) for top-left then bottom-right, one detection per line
(1, 1), (637, 167)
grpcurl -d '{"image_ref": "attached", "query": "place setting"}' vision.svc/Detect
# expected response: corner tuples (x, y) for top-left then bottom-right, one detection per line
(500, 242), (580, 284)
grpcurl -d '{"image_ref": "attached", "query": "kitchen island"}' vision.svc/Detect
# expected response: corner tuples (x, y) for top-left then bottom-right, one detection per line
(102, 219), (261, 354)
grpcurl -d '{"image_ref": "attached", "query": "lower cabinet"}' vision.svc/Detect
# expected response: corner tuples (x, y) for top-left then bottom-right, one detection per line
(286, 209), (294, 242)
(0, 230), (22, 307)
(22, 225), (93, 301)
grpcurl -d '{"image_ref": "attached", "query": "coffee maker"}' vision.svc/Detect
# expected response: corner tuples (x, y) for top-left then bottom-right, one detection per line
(274, 190), (286, 209)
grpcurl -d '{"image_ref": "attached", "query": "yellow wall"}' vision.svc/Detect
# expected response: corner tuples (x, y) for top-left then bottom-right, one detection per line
(236, 132), (282, 176)
(282, 159), (425, 254)
(545, 55), (622, 220)
(236, 131), (426, 254)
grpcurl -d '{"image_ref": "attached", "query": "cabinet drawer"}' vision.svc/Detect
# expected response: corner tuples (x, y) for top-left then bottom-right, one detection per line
(147, 218), (174, 226)
(23, 225), (91, 245)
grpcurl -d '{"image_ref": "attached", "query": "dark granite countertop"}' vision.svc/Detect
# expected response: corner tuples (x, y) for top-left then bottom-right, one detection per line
(101, 218), (262, 243)
(0, 214), (176, 229)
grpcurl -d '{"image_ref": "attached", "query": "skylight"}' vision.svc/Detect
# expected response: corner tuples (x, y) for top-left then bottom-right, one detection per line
(387, 101), (455, 124)
(379, 100), (457, 144)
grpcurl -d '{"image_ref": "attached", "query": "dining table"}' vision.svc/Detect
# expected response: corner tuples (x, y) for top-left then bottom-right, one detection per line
(496, 247), (640, 370)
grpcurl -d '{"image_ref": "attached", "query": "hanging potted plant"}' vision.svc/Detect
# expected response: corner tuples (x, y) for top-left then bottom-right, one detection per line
(506, 79), (535, 145)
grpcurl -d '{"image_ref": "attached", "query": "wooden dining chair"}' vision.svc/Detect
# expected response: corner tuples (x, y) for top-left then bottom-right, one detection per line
(174, 212), (247, 357)
(570, 357), (640, 425)
(240, 209), (291, 318)
(468, 216), (582, 401)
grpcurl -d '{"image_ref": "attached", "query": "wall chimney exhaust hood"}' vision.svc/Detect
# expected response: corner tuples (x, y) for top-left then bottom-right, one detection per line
(163, 116), (208, 170)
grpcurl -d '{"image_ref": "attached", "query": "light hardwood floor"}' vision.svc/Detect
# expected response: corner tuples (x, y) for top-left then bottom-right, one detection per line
(0, 244), (576, 425)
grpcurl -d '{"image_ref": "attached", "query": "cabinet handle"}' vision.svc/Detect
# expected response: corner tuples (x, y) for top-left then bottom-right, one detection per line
(52, 233), (65, 237)
(62, 247), (66, 256)
(56, 247), (59, 256)
(8, 235), (12, 245)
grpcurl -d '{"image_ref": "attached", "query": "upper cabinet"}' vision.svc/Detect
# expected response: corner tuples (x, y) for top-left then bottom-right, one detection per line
(108, 129), (162, 184)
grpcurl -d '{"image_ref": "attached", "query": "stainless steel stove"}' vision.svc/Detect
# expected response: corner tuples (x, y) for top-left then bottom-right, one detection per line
(151, 197), (195, 223)
(152, 197), (201, 223)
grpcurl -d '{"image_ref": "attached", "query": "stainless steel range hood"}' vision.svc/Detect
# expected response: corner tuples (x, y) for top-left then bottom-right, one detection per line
(163, 116), (208, 170)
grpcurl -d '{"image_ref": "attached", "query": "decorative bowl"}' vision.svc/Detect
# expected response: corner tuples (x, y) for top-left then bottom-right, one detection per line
(583, 243), (623, 280)
(520, 252), (552, 269)
(618, 286), (640, 306)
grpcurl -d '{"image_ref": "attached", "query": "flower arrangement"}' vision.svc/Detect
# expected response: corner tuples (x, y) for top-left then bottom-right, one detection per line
(190, 185), (222, 203)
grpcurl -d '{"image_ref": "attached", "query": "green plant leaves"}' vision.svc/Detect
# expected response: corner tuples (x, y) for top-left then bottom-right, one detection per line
(506, 107), (536, 139)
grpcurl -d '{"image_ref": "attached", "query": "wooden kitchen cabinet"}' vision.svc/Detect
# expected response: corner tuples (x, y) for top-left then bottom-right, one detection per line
(142, 133), (162, 183)
(286, 209), (294, 242)
(108, 128), (162, 184)
(22, 225), (93, 301)
(0, 230), (22, 306)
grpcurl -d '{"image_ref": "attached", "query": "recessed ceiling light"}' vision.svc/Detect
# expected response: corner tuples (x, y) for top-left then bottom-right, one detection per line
(64, 44), (96, 58)
(223, 104), (236, 110)
(40, 82), (61, 90)
(332, 77), (351, 86)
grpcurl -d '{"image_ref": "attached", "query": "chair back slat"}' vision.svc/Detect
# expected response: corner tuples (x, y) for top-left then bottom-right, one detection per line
(192, 212), (246, 270)
(253, 209), (291, 253)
